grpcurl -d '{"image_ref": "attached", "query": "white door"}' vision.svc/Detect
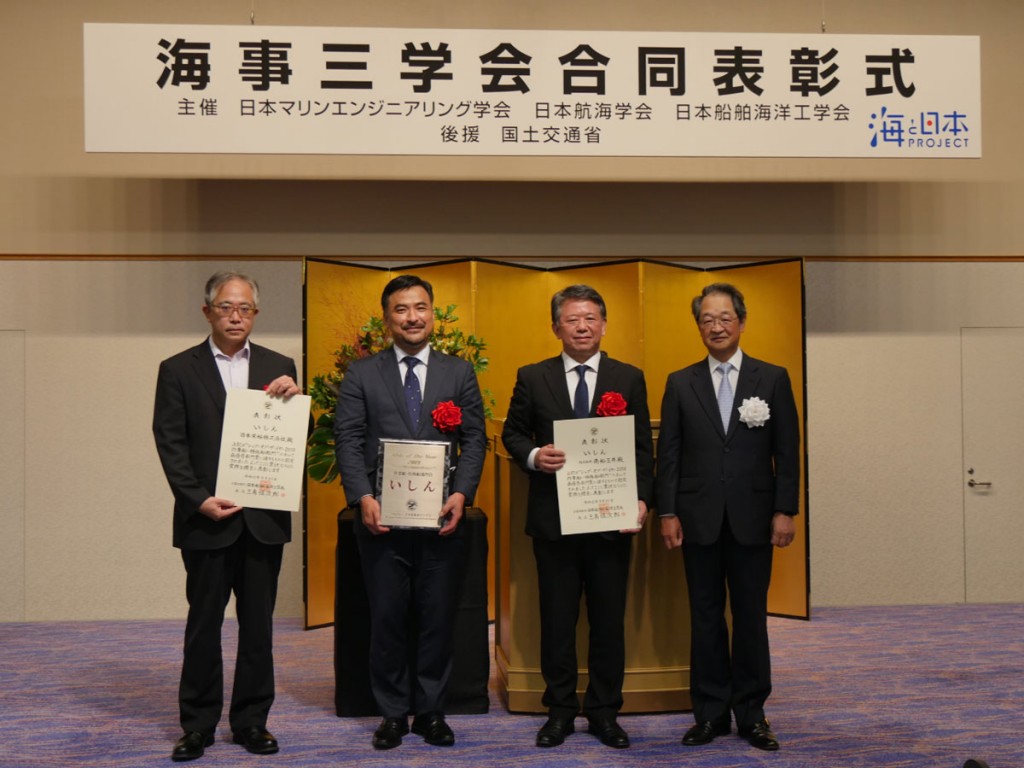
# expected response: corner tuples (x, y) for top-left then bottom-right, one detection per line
(961, 327), (1024, 602)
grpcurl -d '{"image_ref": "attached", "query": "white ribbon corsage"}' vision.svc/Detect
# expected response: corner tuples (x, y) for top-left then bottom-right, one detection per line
(737, 396), (771, 428)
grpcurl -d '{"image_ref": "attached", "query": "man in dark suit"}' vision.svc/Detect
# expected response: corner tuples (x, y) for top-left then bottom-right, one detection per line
(333, 274), (486, 750)
(657, 282), (799, 752)
(501, 284), (654, 750)
(153, 271), (301, 762)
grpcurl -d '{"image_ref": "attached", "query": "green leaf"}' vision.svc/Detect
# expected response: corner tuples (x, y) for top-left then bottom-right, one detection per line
(305, 424), (339, 484)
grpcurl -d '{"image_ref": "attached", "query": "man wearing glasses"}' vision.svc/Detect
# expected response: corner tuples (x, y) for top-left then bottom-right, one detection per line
(153, 271), (300, 762)
(657, 282), (799, 753)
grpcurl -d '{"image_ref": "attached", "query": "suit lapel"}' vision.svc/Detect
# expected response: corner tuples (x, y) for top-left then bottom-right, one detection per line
(247, 343), (273, 391)
(377, 351), (416, 435)
(689, 363), (726, 440)
(728, 356), (761, 440)
(191, 340), (226, 413)
(420, 349), (453, 436)
(592, 355), (619, 416)
(542, 356), (575, 419)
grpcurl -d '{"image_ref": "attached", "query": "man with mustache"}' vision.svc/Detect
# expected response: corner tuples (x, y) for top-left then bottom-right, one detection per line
(334, 274), (487, 750)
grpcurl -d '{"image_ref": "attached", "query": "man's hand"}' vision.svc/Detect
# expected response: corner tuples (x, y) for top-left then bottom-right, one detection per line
(439, 492), (466, 536)
(265, 375), (301, 399)
(534, 444), (566, 474)
(771, 512), (796, 548)
(660, 515), (684, 549)
(199, 496), (242, 521)
(620, 500), (648, 534)
(360, 495), (389, 535)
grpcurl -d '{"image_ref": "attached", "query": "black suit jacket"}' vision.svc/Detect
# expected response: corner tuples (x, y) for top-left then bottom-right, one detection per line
(153, 339), (297, 550)
(656, 354), (800, 546)
(501, 352), (655, 541)
(333, 347), (487, 509)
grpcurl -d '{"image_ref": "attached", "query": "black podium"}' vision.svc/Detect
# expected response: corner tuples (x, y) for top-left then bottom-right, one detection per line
(334, 508), (490, 716)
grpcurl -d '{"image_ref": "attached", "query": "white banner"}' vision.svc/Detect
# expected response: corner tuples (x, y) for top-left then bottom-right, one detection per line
(84, 23), (980, 158)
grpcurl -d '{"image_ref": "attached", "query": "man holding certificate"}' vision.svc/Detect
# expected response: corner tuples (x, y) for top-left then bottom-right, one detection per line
(153, 271), (301, 762)
(334, 275), (486, 750)
(501, 285), (654, 750)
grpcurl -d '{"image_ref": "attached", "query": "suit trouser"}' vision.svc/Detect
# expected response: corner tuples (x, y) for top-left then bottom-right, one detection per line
(682, 522), (773, 731)
(179, 528), (283, 734)
(355, 524), (467, 718)
(532, 534), (632, 719)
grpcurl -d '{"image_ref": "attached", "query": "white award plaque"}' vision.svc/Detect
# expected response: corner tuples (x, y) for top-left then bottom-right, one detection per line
(215, 388), (312, 512)
(376, 439), (451, 529)
(553, 415), (639, 535)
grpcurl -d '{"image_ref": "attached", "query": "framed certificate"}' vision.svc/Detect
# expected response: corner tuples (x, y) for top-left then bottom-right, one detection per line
(215, 388), (312, 513)
(376, 439), (452, 529)
(553, 415), (639, 535)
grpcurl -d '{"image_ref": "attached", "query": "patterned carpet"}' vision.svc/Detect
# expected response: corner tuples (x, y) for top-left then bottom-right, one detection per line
(0, 604), (1020, 767)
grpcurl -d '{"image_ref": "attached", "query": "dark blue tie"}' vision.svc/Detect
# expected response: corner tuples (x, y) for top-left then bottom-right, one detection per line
(403, 357), (421, 427)
(573, 364), (590, 419)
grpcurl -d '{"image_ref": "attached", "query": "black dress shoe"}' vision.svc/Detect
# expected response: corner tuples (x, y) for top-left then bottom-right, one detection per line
(739, 719), (779, 751)
(587, 717), (630, 748)
(411, 713), (455, 746)
(232, 726), (279, 755)
(171, 731), (214, 762)
(536, 716), (575, 748)
(372, 717), (409, 750)
(682, 720), (731, 746)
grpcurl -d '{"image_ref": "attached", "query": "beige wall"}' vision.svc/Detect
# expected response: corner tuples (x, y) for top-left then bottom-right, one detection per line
(2, 1), (1023, 619)
(806, 261), (1024, 605)
(0, 260), (303, 621)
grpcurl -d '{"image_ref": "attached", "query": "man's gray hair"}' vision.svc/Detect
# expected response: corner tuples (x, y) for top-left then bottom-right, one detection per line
(205, 271), (260, 307)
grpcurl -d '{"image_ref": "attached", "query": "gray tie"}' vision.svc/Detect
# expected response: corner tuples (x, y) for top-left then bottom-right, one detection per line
(716, 362), (734, 430)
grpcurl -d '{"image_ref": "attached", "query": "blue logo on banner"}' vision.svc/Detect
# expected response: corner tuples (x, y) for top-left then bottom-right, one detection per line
(869, 106), (971, 150)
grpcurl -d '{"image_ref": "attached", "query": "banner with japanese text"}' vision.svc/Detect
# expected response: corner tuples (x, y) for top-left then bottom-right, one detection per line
(83, 23), (980, 158)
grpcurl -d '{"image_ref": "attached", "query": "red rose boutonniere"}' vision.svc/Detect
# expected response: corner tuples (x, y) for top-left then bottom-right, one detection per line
(596, 391), (628, 417)
(432, 400), (462, 432)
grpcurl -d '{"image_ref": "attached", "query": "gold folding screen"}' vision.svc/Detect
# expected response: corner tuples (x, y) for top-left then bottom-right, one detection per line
(303, 258), (807, 629)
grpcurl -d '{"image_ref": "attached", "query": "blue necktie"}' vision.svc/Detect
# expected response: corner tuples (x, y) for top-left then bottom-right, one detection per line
(717, 362), (734, 430)
(403, 357), (421, 427)
(573, 364), (590, 419)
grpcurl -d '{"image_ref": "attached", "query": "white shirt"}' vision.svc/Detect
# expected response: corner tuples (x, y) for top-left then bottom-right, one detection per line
(209, 338), (250, 390)
(707, 348), (743, 397)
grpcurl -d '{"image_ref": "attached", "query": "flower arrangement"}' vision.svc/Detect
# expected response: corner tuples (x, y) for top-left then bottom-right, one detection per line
(306, 304), (491, 484)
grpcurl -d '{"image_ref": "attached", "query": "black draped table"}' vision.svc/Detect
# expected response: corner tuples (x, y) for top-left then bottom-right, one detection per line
(334, 507), (490, 716)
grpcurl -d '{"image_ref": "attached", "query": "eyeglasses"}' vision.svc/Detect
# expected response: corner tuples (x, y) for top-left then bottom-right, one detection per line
(209, 302), (256, 318)
(699, 315), (737, 330)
